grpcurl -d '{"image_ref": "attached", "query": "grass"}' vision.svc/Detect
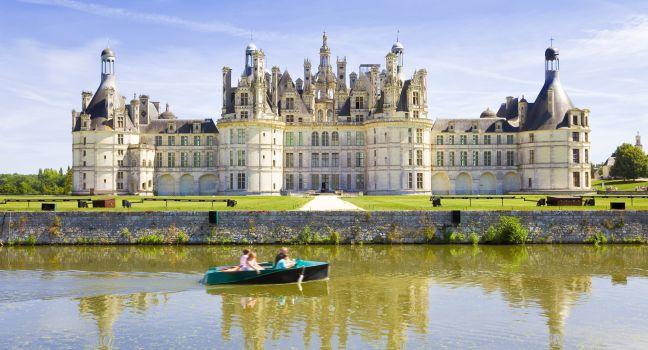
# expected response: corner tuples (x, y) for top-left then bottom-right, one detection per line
(342, 195), (648, 211)
(592, 179), (648, 191)
(0, 195), (311, 212)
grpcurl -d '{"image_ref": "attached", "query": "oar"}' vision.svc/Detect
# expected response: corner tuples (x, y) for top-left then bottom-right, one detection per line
(297, 266), (306, 284)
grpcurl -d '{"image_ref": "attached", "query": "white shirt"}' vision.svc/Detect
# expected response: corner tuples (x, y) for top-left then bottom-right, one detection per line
(240, 254), (248, 267)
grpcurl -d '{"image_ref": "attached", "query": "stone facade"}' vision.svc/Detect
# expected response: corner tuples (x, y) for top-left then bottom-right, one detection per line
(1, 211), (645, 245)
(71, 36), (591, 195)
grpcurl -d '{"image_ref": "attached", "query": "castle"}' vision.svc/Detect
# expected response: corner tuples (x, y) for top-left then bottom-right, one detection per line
(71, 33), (591, 195)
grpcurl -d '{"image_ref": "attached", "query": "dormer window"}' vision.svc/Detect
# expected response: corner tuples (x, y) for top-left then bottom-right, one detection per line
(193, 122), (201, 133)
(472, 123), (478, 132)
(167, 122), (175, 133)
(448, 123), (455, 132)
(572, 115), (578, 125)
(495, 122), (502, 132)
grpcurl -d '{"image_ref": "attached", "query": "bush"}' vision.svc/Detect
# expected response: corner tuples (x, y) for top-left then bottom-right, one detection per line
(469, 232), (479, 245)
(493, 216), (528, 244)
(448, 232), (465, 244)
(328, 230), (341, 245)
(177, 231), (189, 244)
(585, 232), (607, 245)
(137, 234), (165, 245)
(298, 225), (313, 244)
(24, 234), (37, 246)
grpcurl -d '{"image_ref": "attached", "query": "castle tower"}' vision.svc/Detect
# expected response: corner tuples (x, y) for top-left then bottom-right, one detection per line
(319, 32), (330, 69)
(391, 33), (404, 81)
(636, 132), (643, 150)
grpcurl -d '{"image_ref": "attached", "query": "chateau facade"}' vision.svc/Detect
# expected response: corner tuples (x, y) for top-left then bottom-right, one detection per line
(71, 34), (591, 195)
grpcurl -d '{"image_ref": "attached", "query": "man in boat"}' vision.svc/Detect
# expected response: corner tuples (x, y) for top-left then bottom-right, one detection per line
(274, 247), (296, 269)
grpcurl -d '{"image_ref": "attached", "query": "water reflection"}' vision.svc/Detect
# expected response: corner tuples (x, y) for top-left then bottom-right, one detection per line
(1, 245), (648, 349)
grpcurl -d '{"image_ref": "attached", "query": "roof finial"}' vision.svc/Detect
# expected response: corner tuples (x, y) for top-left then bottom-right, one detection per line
(396, 29), (400, 42)
(250, 30), (253, 42)
(549, 37), (554, 47)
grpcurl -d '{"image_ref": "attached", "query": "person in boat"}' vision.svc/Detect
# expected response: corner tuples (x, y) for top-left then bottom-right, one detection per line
(220, 248), (250, 272)
(242, 252), (265, 272)
(274, 248), (296, 269)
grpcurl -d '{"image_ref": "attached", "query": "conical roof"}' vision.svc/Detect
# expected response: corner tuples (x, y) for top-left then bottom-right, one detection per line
(523, 71), (573, 130)
(84, 74), (123, 119)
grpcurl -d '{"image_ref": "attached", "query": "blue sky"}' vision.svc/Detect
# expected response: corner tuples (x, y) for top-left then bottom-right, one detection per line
(1, 0), (647, 173)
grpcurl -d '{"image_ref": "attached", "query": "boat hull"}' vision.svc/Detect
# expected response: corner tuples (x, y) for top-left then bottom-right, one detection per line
(202, 260), (329, 285)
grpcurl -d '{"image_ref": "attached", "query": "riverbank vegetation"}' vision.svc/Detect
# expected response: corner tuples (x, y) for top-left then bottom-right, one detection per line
(0, 168), (72, 195)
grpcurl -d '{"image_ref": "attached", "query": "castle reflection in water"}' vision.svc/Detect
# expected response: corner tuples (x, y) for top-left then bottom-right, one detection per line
(51, 245), (648, 349)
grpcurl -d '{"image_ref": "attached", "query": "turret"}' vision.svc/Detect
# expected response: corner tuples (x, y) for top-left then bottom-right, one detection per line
(101, 47), (115, 78)
(81, 91), (92, 111)
(350, 72), (358, 89)
(636, 132), (643, 150)
(244, 41), (257, 76)
(391, 33), (404, 81)
(130, 96), (140, 127)
(319, 32), (330, 69)
(336, 57), (346, 82)
(518, 95), (528, 124)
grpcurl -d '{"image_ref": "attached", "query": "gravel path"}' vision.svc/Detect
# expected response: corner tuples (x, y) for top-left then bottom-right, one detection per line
(298, 195), (363, 211)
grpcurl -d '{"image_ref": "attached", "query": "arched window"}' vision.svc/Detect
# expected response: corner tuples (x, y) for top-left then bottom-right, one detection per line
(331, 132), (339, 146)
(311, 132), (319, 146)
(317, 110), (324, 123)
(327, 109), (333, 122)
(322, 132), (330, 146)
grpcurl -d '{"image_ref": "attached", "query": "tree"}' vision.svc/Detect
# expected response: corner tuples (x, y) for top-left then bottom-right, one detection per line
(610, 143), (648, 180)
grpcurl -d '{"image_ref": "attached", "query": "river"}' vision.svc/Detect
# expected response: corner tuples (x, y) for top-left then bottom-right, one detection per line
(1, 245), (647, 349)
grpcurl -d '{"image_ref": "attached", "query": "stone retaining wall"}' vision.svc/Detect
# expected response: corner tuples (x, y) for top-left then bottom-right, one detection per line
(0, 210), (646, 245)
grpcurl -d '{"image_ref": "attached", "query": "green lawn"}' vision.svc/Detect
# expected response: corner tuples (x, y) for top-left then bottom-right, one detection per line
(0, 195), (311, 212)
(342, 195), (648, 211)
(592, 179), (648, 191)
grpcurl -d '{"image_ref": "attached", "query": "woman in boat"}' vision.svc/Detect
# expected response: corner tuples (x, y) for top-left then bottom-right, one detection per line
(242, 252), (265, 272)
(275, 252), (297, 269)
(220, 249), (250, 272)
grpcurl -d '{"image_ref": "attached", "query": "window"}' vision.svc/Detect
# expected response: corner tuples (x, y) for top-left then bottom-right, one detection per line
(572, 132), (580, 142)
(528, 178), (533, 188)
(240, 111), (249, 119)
(285, 153), (295, 168)
(229, 150), (234, 166)
(167, 152), (175, 167)
(484, 151), (492, 166)
(298, 132), (304, 146)
(237, 150), (246, 166)
(229, 174), (234, 190)
(496, 135), (502, 145)
(436, 152), (444, 166)
(529, 133), (535, 142)
(416, 173), (423, 189)
(207, 152), (214, 167)
(229, 130), (234, 144)
(240, 93), (249, 106)
(460, 152), (468, 166)
(206, 136), (214, 146)
(408, 129), (413, 143)
(585, 133), (589, 142)
(317, 110), (324, 122)
(118, 159), (123, 167)
(237, 173), (247, 189)
(298, 153), (303, 167)
(347, 152), (352, 167)
(355, 174), (365, 189)
(573, 172), (581, 187)
(331, 132), (339, 146)
(83, 137), (87, 145)
(408, 150), (413, 166)
(416, 150), (423, 166)
(321, 153), (329, 167)
(436, 135), (443, 145)
(496, 151), (502, 166)
(585, 149), (589, 163)
(237, 129), (246, 144)
(484, 135), (491, 145)
(355, 96), (364, 109)
(460, 135), (467, 145)
(322, 132), (330, 146)
(310, 132), (319, 146)
(506, 151), (515, 166)
(572, 115), (578, 125)
(117, 150), (123, 156)
(506, 135), (514, 145)
(285, 115), (294, 123)
(181, 136), (188, 146)
(155, 152), (162, 167)
(346, 132), (352, 146)
(413, 111), (420, 118)
(298, 174), (304, 190)
(327, 110), (333, 122)
(168, 136), (175, 146)
(117, 171), (124, 180)
(585, 173), (590, 187)
(332, 153), (339, 167)
(286, 174), (294, 190)
(573, 149), (580, 163)
(117, 134), (124, 145)
(408, 173), (413, 189)
(155, 136), (162, 146)
(285, 97), (294, 110)
(416, 129), (423, 144)
(472, 135), (478, 145)
(355, 152), (365, 167)
(193, 152), (202, 167)
(311, 153), (319, 167)
(181, 152), (189, 167)
(355, 132), (365, 146)
(449, 135), (455, 145)
(472, 151), (479, 166)
(529, 150), (535, 164)
(412, 91), (420, 106)
(285, 132), (295, 146)
(355, 115), (364, 122)
(449, 152), (455, 166)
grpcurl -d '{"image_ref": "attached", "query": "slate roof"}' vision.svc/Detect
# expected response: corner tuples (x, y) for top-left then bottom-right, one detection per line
(523, 71), (574, 131)
(432, 117), (518, 133)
